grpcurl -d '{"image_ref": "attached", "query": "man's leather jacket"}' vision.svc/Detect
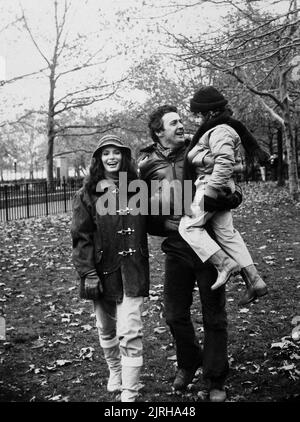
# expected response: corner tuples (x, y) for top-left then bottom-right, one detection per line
(138, 140), (188, 237)
(138, 139), (242, 238)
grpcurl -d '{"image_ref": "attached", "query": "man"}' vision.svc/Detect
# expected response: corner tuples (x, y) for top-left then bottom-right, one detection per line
(138, 105), (242, 402)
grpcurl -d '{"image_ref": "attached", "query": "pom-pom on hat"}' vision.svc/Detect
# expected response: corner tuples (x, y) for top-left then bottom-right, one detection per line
(190, 86), (228, 113)
(92, 134), (132, 158)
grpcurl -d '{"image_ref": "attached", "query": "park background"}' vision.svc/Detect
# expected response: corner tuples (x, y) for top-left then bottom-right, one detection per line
(0, 0), (299, 402)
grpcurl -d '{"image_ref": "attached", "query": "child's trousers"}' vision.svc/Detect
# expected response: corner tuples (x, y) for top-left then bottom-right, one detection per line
(179, 179), (253, 268)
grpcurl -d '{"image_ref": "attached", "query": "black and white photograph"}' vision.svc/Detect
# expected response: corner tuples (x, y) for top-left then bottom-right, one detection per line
(0, 0), (299, 407)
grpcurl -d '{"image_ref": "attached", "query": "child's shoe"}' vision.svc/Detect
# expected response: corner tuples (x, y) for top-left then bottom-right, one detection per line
(209, 250), (240, 290)
(238, 264), (268, 306)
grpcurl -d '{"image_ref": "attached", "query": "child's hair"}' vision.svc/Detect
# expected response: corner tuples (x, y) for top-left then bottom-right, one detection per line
(83, 148), (138, 194)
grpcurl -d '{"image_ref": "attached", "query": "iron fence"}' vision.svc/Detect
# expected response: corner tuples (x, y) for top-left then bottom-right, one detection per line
(0, 178), (83, 221)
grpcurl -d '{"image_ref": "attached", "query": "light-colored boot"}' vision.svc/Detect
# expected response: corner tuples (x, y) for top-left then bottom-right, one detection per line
(238, 264), (268, 306)
(209, 249), (240, 290)
(101, 337), (122, 393)
(121, 355), (143, 402)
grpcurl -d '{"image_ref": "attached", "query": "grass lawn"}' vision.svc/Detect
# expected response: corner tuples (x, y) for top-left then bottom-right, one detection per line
(0, 181), (299, 403)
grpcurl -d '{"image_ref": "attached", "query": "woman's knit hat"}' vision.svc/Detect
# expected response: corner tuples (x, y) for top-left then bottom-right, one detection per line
(92, 134), (132, 158)
(190, 86), (228, 113)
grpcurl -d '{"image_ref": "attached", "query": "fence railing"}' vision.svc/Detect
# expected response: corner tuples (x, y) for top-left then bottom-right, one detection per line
(0, 178), (83, 222)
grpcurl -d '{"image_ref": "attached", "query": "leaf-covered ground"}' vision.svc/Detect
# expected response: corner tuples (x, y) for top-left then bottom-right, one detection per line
(0, 182), (299, 403)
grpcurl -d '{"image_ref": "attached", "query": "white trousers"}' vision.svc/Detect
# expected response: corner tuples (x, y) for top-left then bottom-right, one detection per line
(179, 180), (253, 267)
(94, 295), (144, 359)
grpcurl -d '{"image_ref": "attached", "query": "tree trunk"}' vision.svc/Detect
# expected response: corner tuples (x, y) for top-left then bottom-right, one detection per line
(46, 68), (56, 188)
(280, 69), (299, 200)
(283, 121), (299, 200)
(46, 131), (55, 187)
(295, 124), (299, 170)
(277, 127), (285, 186)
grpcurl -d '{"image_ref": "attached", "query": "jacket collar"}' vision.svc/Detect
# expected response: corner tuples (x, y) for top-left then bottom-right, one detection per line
(140, 138), (190, 154)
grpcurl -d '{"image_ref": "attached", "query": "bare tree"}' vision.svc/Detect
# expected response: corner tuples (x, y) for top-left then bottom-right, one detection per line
(20, 0), (125, 185)
(164, 0), (300, 199)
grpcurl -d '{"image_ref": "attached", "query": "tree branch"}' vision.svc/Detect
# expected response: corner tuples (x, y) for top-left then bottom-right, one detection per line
(20, 9), (51, 67)
(0, 16), (23, 34)
(0, 67), (48, 87)
(54, 148), (92, 157)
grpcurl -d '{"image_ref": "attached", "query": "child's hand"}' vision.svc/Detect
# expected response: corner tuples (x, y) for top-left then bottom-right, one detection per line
(204, 185), (243, 211)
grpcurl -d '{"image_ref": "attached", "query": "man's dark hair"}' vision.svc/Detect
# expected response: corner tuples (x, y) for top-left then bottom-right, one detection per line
(148, 105), (177, 142)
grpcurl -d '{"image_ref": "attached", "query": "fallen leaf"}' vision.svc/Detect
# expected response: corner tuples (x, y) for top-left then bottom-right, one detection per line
(290, 353), (300, 360)
(278, 363), (296, 371)
(167, 354), (177, 361)
(291, 316), (300, 326)
(154, 327), (166, 334)
(82, 324), (93, 331)
(53, 340), (67, 345)
(291, 326), (300, 341)
(249, 364), (260, 374)
(56, 359), (72, 366)
(271, 341), (288, 349)
(79, 347), (94, 361)
(31, 337), (46, 349)
(48, 394), (69, 402)
(26, 364), (36, 373)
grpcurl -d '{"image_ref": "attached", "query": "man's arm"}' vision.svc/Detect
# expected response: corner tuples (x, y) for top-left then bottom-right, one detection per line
(138, 152), (170, 237)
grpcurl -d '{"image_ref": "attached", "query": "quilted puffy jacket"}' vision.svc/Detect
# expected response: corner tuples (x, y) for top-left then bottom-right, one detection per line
(188, 124), (243, 196)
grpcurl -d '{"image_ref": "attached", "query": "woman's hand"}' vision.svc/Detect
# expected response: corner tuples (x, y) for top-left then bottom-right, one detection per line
(81, 271), (103, 300)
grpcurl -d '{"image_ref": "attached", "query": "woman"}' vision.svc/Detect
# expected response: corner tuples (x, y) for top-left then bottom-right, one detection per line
(71, 134), (149, 402)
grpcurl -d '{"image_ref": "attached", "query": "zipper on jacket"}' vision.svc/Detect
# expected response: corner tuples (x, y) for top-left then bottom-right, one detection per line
(155, 147), (178, 180)
(171, 162), (176, 179)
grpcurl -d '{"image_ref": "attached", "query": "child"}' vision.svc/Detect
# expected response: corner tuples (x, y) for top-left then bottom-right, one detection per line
(71, 134), (149, 402)
(179, 86), (268, 306)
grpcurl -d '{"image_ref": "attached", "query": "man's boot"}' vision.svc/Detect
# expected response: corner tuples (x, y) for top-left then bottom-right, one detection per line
(121, 356), (143, 402)
(208, 249), (240, 290)
(101, 337), (122, 393)
(238, 264), (268, 306)
(173, 354), (203, 391)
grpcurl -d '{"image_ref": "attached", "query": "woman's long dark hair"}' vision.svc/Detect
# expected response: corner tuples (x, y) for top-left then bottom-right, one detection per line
(83, 149), (138, 195)
(183, 107), (270, 183)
